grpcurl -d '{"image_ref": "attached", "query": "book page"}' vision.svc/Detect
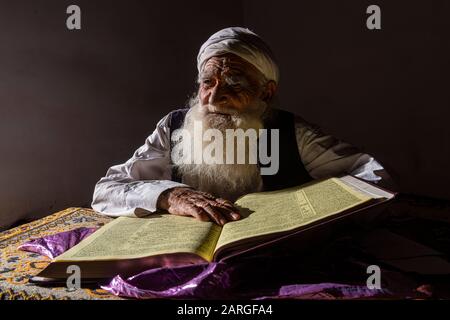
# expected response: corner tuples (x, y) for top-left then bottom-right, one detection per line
(56, 214), (222, 262)
(215, 178), (372, 250)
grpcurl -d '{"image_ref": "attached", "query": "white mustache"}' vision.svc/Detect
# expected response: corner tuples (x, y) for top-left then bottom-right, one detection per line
(204, 105), (240, 116)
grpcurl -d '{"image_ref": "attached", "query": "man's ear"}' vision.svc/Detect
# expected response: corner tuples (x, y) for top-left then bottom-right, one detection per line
(261, 80), (277, 102)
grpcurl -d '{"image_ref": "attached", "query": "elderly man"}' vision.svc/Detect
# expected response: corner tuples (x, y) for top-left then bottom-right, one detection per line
(92, 27), (390, 226)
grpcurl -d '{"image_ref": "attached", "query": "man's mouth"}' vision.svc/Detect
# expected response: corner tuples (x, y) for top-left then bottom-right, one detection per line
(203, 105), (238, 117)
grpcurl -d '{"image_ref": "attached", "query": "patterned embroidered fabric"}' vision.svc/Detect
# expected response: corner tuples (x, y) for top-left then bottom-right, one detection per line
(0, 208), (121, 300)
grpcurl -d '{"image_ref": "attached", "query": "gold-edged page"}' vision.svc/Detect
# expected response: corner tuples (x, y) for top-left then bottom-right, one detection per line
(55, 214), (222, 262)
(215, 178), (373, 250)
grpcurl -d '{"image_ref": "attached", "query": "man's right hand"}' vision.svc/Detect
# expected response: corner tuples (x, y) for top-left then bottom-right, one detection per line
(156, 187), (241, 226)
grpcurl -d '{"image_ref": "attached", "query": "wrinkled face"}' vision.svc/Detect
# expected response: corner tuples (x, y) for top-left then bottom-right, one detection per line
(197, 54), (272, 117)
(174, 54), (277, 200)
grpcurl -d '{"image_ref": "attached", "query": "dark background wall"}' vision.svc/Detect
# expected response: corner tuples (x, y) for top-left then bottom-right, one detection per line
(0, 0), (243, 229)
(0, 0), (448, 229)
(243, 0), (450, 201)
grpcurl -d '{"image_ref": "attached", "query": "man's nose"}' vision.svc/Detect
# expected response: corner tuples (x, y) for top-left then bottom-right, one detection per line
(209, 84), (230, 106)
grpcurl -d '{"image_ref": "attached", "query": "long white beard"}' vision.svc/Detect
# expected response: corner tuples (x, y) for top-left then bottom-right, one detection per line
(171, 98), (266, 201)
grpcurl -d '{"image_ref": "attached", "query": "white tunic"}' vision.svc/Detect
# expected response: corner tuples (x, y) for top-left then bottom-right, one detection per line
(91, 111), (385, 217)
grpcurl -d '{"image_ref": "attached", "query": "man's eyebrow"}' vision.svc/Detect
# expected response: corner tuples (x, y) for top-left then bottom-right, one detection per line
(199, 73), (213, 79)
(225, 74), (249, 85)
(197, 75), (209, 84)
(197, 69), (253, 87)
(197, 70), (216, 82)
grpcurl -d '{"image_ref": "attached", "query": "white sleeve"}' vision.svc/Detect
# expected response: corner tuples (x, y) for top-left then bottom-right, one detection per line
(91, 113), (189, 217)
(294, 117), (385, 183)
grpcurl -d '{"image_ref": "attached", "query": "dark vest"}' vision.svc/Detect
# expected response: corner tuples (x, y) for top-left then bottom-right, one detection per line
(168, 107), (312, 191)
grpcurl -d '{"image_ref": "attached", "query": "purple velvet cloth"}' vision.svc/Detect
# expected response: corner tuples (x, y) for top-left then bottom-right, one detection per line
(101, 262), (390, 299)
(18, 227), (97, 259)
(18, 227), (423, 299)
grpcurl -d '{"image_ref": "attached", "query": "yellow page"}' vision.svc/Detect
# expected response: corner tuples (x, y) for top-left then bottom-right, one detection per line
(215, 178), (372, 250)
(56, 214), (222, 262)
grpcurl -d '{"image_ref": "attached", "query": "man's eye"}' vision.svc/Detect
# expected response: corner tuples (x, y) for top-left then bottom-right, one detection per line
(202, 79), (213, 86)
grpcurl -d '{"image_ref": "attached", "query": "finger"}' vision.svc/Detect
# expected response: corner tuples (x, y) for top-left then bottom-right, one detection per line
(186, 205), (211, 222)
(214, 199), (240, 218)
(197, 191), (217, 200)
(200, 204), (228, 226)
(167, 204), (191, 217)
(211, 203), (241, 221)
(215, 198), (238, 210)
(169, 203), (210, 222)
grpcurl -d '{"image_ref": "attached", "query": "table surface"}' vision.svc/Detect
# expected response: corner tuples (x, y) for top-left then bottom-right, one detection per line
(0, 207), (122, 300)
(1, 196), (449, 300)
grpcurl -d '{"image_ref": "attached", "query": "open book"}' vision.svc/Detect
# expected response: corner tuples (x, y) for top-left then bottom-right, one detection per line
(36, 175), (395, 280)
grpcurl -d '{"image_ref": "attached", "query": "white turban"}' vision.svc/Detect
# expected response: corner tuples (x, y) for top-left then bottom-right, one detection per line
(197, 27), (279, 83)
